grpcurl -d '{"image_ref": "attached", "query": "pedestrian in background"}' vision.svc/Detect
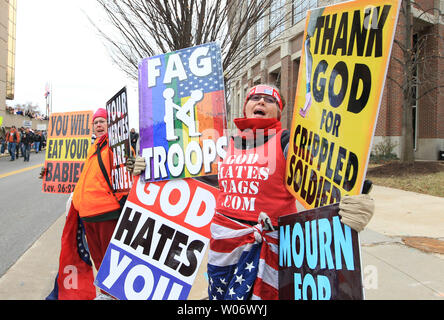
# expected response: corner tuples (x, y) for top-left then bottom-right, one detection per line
(6, 126), (20, 161)
(21, 128), (34, 162)
(34, 130), (42, 153)
(17, 127), (24, 159)
(0, 127), (6, 154)
(130, 128), (139, 155)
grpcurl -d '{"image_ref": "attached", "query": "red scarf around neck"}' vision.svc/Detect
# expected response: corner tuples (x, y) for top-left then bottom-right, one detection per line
(233, 117), (282, 140)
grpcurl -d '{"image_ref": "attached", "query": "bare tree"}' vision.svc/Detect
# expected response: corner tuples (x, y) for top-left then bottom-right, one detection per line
(89, 0), (289, 87)
(389, 0), (444, 163)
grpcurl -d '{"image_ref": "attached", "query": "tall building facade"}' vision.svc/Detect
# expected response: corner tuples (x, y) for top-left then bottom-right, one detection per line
(1, 0), (16, 104)
(227, 0), (444, 160)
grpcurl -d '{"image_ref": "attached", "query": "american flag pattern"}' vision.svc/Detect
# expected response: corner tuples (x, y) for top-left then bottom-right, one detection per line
(177, 44), (224, 98)
(207, 213), (279, 300)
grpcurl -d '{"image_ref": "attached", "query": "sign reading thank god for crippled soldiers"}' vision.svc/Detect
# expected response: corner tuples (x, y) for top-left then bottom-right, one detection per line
(42, 111), (93, 194)
(286, 0), (401, 210)
(106, 86), (132, 193)
(138, 42), (227, 182)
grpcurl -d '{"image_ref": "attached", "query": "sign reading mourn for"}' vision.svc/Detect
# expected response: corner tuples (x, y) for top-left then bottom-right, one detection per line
(95, 176), (218, 300)
(285, 0), (401, 210)
(278, 204), (363, 300)
(138, 42), (227, 182)
(106, 87), (132, 193)
(43, 111), (93, 194)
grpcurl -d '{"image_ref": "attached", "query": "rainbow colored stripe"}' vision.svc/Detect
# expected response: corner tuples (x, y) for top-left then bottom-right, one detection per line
(138, 43), (226, 181)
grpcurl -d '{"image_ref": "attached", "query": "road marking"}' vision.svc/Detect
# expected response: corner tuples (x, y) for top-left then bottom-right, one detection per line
(0, 163), (44, 179)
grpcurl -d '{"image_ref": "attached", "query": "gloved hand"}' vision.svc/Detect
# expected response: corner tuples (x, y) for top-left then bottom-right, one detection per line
(126, 156), (136, 173)
(338, 194), (375, 232)
(39, 167), (46, 179)
(131, 156), (146, 176)
(258, 211), (275, 231)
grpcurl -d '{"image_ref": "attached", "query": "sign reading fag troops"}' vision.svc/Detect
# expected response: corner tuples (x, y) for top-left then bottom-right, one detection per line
(138, 42), (227, 182)
(42, 111), (93, 194)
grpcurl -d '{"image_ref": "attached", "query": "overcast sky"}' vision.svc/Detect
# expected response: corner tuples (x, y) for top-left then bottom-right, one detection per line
(10, 0), (140, 130)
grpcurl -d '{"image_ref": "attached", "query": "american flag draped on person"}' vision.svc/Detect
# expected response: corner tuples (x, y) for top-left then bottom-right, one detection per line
(207, 213), (279, 300)
(46, 195), (96, 300)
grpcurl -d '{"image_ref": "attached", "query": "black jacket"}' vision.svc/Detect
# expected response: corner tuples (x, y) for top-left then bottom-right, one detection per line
(21, 131), (34, 145)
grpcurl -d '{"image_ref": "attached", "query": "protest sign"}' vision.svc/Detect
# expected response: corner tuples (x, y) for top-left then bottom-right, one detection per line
(138, 42), (227, 182)
(106, 87), (132, 193)
(42, 111), (93, 194)
(285, 0), (401, 210)
(278, 204), (363, 300)
(95, 176), (218, 300)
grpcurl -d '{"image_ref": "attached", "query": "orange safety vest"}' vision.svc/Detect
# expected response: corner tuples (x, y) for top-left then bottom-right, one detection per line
(72, 135), (128, 220)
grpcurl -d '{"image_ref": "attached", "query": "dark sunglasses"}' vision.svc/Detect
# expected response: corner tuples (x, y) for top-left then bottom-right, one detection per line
(248, 94), (277, 104)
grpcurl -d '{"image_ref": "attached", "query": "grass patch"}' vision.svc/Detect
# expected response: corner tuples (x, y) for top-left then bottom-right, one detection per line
(366, 161), (444, 198)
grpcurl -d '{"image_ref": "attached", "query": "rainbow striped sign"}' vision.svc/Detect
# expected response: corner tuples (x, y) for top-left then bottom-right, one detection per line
(138, 43), (227, 182)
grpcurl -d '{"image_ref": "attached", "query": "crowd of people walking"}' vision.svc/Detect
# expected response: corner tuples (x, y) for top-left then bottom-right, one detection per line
(0, 126), (46, 161)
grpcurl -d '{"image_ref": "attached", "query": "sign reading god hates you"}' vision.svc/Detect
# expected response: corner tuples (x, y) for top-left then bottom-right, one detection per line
(43, 111), (93, 194)
(279, 204), (363, 300)
(138, 42), (227, 182)
(285, 0), (401, 210)
(106, 87), (132, 193)
(95, 176), (218, 300)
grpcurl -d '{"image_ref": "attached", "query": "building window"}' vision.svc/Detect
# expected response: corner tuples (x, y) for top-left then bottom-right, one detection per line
(256, 15), (265, 54)
(292, 0), (318, 25)
(269, 69), (281, 89)
(270, 0), (285, 42)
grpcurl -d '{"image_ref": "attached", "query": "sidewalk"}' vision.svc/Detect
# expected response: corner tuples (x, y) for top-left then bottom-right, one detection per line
(0, 185), (443, 300)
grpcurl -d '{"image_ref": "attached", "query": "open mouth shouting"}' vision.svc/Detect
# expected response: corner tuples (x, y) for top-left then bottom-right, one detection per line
(253, 107), (266, 117)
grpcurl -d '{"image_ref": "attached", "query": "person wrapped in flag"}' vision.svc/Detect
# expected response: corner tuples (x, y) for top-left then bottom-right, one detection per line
(207, 84), (375, 300)
(129, 83), (375, 300)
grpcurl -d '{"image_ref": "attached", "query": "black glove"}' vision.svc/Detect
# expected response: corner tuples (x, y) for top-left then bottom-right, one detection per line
(39, 167), (46, 179)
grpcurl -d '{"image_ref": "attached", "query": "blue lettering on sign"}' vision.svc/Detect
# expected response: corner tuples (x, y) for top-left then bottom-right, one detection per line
(305, 220), (318, 269)
(95, 243), (190, 300)
(332, 216), (354, 270)
(278, 216), (354, 271)
(293, 273), (332, 300)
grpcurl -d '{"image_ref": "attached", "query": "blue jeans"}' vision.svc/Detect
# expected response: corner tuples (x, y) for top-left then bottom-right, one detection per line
(23, 144), (31, 161)
(0, 142), (5, 154)
(34, 141), (40, 153)
(8, 142), (16, 160)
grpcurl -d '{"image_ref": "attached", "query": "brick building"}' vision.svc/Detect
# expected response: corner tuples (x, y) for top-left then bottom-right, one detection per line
(227, 0), (444, 160)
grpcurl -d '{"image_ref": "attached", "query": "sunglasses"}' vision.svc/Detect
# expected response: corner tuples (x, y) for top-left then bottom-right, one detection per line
(248, 94), (277, 104)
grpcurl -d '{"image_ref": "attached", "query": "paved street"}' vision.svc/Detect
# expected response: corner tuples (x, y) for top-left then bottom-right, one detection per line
(0, 151), (69, 278)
